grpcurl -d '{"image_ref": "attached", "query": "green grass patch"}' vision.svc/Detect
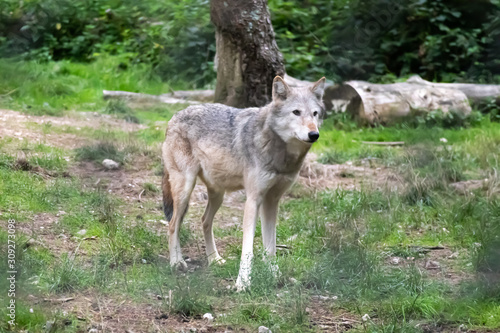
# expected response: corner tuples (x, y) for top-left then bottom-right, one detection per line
(0, 55), (187, 115)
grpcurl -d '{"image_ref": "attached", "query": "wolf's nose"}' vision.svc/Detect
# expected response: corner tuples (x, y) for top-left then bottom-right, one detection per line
(308, 131), (319, 142)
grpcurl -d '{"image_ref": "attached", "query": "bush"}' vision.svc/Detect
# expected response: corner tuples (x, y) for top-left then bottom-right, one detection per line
(270, 0), (500, 83)
(0, 0), (216, 86)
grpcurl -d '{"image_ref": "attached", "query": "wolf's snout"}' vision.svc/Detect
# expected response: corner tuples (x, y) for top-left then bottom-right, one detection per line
(308, 131), (319, 142)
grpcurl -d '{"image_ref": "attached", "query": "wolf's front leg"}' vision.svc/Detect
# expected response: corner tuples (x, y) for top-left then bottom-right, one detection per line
(261, 195), (280, 256)
(235, 196), (260, 291)
(261, 194), (281, 277)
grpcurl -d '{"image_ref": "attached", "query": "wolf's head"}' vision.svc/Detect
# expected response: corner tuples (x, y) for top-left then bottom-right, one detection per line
(269, 76), (325, 146)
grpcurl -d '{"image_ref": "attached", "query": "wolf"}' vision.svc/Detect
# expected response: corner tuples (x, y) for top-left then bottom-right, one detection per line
(162, 76), (325, 290)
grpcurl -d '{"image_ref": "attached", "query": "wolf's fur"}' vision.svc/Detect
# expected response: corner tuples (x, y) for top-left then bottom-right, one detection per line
(162, 76), (325, 290)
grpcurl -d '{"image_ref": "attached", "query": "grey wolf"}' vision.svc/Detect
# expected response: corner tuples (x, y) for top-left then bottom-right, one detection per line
(161, 76), (325, 290)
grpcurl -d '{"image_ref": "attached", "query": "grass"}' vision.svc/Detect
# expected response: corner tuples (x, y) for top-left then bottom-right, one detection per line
(0, 58), (499, 332)
(0, 55), (193, 116)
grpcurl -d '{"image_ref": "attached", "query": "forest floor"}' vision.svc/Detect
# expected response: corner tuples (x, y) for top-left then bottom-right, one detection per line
(1, 58), (500, 333)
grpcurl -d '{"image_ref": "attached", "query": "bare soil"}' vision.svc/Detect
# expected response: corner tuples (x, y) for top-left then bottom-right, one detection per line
(0, 109), (145, 149)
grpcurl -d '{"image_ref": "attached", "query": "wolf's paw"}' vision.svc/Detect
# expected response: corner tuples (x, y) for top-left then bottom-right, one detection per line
(171, 260), (188, 272)
(269, 263), (281, 279)
(208, 255), (226, 266)
(235, 275), (250, 292)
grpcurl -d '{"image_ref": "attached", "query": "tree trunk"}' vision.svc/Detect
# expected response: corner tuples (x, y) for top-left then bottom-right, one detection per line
(211, 0), (285, 108)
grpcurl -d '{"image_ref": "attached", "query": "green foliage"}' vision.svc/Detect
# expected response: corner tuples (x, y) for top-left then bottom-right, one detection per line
(2, 0), (499, 84)
(170, 276), (213, 317)
(75, 141), (126, 164)
(0, 0), (215, 86)
(104, 100), (139, 123)
(142, 182), (159, 195)
(270, 0), (500, 83)
(44, 254), (90, 292)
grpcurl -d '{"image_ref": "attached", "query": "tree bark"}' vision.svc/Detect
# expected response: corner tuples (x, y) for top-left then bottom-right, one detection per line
(211, 0), (285, 108)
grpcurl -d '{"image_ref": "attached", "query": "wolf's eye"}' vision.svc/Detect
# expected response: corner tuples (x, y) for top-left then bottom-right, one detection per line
(293, 110), (301, 116)
(313, 111), (318, 117)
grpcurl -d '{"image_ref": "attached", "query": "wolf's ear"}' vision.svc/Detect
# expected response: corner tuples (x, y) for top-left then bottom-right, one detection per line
(310, 77), (326, 100)
(273, 76), (290, 101)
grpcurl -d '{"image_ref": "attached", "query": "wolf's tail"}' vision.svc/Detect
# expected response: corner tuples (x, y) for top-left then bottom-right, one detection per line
(162, 168), (174, 222)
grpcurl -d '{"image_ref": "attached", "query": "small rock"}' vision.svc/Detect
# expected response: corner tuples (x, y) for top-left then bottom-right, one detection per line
(141, 259), (147, 264)
(424, 260), (441, 270)
(390, 257), (401, 265)
(289, 277), (298, 284)
(102, 159), (119, 170)
(77, 229), (87, 236)
(312, 295), (336, 301)
(258, 326), (272, 333)
(26, 238), (37, 246)
(203, 313), (214, 322)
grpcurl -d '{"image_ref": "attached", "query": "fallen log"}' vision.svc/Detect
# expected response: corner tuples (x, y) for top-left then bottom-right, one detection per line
(407, 75), (500, 104)
(103, 90), (202, 105)
(330, 76), (500, 125)
(331, 79), (472, 125)
(168, 89), (214, 103)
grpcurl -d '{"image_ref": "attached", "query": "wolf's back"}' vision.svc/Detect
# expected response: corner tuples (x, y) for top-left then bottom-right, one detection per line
(167, 103), (259, 148)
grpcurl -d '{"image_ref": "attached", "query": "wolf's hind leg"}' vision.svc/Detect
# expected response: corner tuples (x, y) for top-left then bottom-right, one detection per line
(202, 189), (225, 265)
(168, 171), (196, 271)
